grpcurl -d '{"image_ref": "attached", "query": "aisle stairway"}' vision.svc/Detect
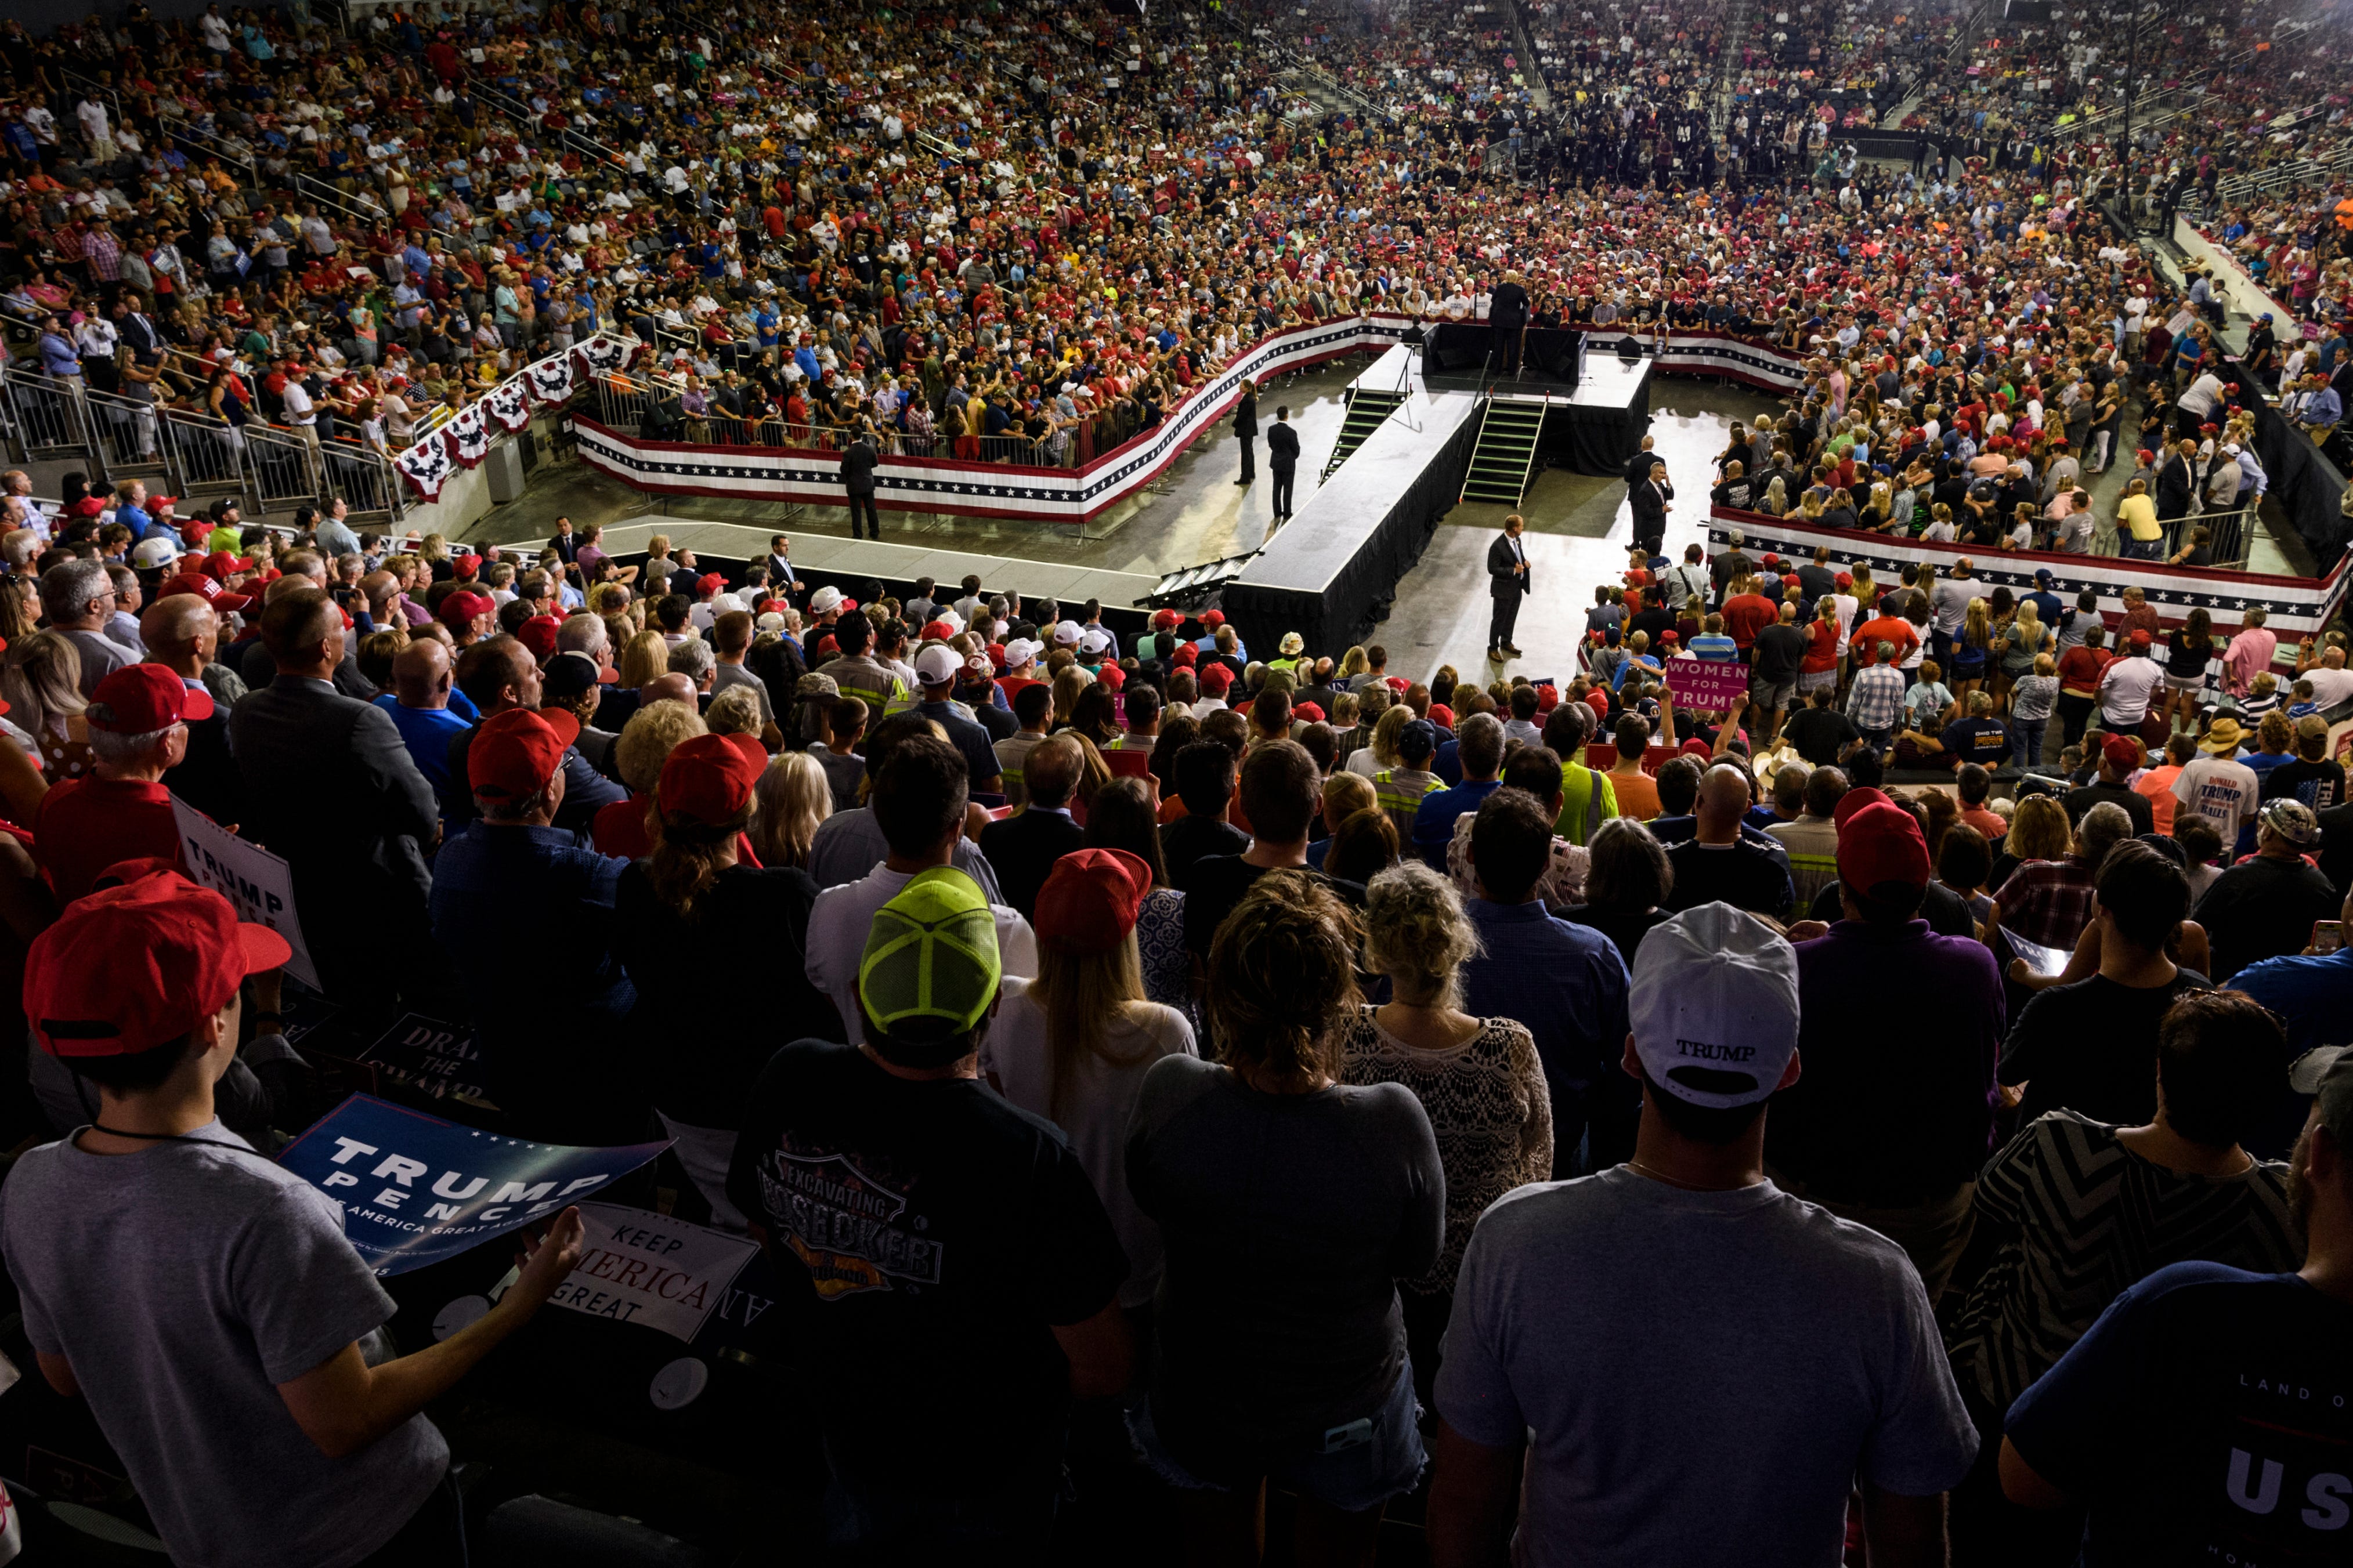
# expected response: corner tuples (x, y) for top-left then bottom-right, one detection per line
(1322, 389), (1407, 482)
(1461, 399), (1545, 506)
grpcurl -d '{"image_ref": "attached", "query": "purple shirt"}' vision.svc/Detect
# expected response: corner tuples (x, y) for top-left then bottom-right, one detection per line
(1766, 919), (2006, 1202)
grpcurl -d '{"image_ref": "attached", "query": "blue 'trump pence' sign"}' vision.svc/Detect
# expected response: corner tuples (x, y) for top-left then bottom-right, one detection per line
(277, 1095), (671, 1276)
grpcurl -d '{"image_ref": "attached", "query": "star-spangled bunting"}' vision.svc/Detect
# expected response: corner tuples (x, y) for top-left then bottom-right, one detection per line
(443, 403), (491, 468)
(486, 378), (533, 433)
(393, 439), (455, 501)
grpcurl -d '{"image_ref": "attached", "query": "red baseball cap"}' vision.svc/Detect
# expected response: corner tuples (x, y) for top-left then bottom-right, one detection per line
(1171, 644), (1199, 668)
(2102, 733), (2143, 772)
(26, 869), (291, 1058)
(439, 590), (497, 626)
(154, 566), (252, 611)
(1033, 848), (1151, 954)
(89, 665), (215, 730)
(1584, 690), (1610, 716)
(1835, 801), (1931, 896)
(1831, 784), (1892, 829)
(1536, 683), (1559, 712)
(204, 551), (254, 580)
(921, 620), (957, 642)
(1293, 700), (1325, 723)
(656, 732), (766, 825)
(2128, 628), (2153, 649)
(1152, 608), (1181, 630)
(515, 614), (562, 661)
(1200, 610), (1226, 628)
(452, 552), (482, 575)
(1834, 571), (1854, 588)
(1199, 662), (1232, 693)
(696, 572), (725, 596)
(467, 708), (580, 801)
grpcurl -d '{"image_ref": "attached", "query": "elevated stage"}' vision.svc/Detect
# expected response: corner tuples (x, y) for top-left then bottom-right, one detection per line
(1216, 342), (1653, 653)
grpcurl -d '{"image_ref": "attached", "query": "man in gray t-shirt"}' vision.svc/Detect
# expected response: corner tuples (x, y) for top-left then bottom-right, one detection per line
(1429, 902), (1978, 1567)
(0, 869), (587, 1568)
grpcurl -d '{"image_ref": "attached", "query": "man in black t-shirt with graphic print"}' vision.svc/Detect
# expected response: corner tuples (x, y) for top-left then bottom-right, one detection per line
(728, 867), (1130, 1559)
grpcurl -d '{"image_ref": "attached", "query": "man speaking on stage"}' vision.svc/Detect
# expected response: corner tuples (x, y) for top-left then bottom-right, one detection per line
(1491, 270), (1530, 375)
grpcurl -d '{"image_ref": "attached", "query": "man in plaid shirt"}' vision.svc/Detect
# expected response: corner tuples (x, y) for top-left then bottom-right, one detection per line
(82, 218), (122, 294)
(1845, 640), (1907, 752)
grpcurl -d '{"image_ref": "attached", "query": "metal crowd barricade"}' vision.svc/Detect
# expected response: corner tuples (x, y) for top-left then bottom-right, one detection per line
(244, 422), (325, 515)
(85, 385), (170, 484)
(322, 439), (405, 526)
(158, 405), (252, 506)
(592, 373), (652, 437)
(3, 364), (96, 462)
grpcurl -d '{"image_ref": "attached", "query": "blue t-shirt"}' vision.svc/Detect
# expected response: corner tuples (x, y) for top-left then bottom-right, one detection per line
(1412, 778), (1499, 865)
(2005, 1262), (2353, 1567)
(373, 696), (472, 796)
(2228, 948), (2353, 1059)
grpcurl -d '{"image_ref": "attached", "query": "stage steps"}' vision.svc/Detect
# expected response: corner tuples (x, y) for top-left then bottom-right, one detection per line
(1321, 389), (1407, 482)
(1460, 399), (1545, 506)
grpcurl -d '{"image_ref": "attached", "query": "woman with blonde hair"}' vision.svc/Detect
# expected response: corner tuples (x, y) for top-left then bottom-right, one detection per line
(1128, 873), (1441, 1566)
(1344, 701), (1414, 779)
(982, 848), (1197, 1310)
(1340, 860), (1549, 1394)
(1760, 473), (1790, 517)
(1050, 663), (1094, 730)
(1310, 771), (1379, 868)
(613, 733), (840, 1229)
(1336, 644), (1370, 687)
(751, 749), (831, 870)
(2, 631), (92, 780)
(616, 628), (671, 691)
(593, 700), (709, 858)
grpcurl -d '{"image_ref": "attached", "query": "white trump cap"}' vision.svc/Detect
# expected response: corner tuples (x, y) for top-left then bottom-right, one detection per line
(1628, 902), (1801, 1109)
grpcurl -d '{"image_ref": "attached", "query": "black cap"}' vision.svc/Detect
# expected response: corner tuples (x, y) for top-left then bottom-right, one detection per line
(543, 651), (603, 701)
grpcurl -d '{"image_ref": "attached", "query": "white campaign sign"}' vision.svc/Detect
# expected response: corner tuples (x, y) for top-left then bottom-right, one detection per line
(545, 1203), (759, 1344)
(170, 799), (320, 990)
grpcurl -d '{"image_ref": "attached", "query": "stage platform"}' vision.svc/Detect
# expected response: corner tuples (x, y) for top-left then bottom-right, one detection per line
(1505, 353), (1656, 476)
(1223, 385), (1484, 655)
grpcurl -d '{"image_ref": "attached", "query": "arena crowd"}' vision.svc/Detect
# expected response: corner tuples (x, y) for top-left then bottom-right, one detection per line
(0, 1), (2350, 1566)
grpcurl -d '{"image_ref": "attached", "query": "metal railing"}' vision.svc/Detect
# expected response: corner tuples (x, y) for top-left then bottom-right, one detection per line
(2, 365), (96, 462)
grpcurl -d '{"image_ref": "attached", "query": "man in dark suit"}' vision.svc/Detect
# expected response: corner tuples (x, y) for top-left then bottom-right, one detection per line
(764, 533), (804, 600)
(1622, 433), (1660, 494)
(545, 514), (579, 564)
(229, 588), (438, 1006)
(1232, 378), (1259, 484)
(1487, 512), (1530, 662)
(1631, 458), (1674, 556)
(841, 423), (881, 539)
(980, 733), (1087, 919)
(1266, 404), (1301, 520)
(1490, 270), (1530, 375)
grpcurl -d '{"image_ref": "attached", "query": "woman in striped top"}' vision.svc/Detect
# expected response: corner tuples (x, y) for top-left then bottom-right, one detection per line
(1947, 990), (2303, 1421)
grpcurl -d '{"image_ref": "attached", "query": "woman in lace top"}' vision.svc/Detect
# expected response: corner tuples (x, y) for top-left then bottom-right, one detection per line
(1338, 862), (1551, 1397)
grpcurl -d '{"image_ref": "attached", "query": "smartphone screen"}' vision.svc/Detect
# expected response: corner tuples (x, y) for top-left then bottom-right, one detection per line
(2314, 920), (2344, 955)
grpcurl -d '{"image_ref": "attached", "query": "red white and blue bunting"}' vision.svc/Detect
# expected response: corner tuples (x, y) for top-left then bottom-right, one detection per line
(1707, 506), (2352, 655)
(486, 377), (533, 434)
(442, 401), (491, 468)
(382, 332), (628, 503)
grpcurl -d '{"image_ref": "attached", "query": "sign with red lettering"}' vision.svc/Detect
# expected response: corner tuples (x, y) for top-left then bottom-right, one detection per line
(1665, 656), (1752, 712)
(543, 1203), (758, 1344)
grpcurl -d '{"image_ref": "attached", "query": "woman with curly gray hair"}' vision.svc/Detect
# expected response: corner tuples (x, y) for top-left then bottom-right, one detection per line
(1338, 861), (1552, 1400)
